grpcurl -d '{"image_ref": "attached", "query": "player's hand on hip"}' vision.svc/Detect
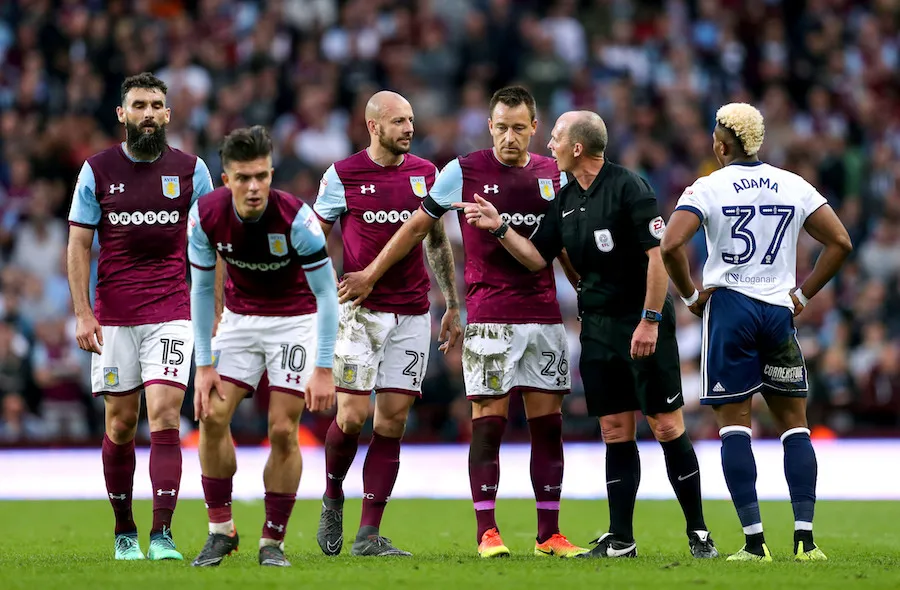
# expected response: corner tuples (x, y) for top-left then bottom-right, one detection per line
(194, 365), (224, 421)
(688, 287), (716, 318)
(438, 306), (462, 354)
(75, 314), (103, 354)
(630, 319), (659, 359)
(789, 288), (805, 317)
(453, 194), (502, 232)
(338, 270), (374, 306)
(305, 366), (335, 413)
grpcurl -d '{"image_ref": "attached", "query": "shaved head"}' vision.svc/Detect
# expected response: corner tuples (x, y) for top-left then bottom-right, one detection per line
(564, 110), (607, 156)
(365, 91), (411, 123)
(365, 90), (415, 158)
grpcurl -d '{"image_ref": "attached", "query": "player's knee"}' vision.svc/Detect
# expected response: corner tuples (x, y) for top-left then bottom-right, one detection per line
(148, 408), (181, 432)
(600, 417), (634, 443)
(336, 400), (368, 435)
(268, 419), (299, 453)
(373, 413), (407, 438)
(107, 413), (138, 442)
(200, 406), (232, 434)
(649, 413), (685, 442)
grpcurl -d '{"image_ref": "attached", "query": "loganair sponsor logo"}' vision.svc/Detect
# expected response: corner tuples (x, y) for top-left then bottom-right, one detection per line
(362, 210), (415, 224)
(107, 210), (180, 225)
(500, 212), (545, 226)
(224, 256), (292, 272)
(724, 272), (777, 286)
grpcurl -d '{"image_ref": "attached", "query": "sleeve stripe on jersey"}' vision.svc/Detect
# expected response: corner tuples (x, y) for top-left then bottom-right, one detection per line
(68, 220), (97, 229)
(298, 247), (329, 268)
(675, 205), (704, 221)
(314, 209), (338, 224)
(303, 259), (329, 272)
(190, 262), (217, 271)
(420, 196), (447, 219)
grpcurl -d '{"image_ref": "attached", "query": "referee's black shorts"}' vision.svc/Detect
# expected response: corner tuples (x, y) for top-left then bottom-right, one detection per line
(579, 297), (683, 417)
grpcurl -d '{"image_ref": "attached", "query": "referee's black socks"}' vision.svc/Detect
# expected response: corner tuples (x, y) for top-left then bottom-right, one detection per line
(661, 431), (707, 533)
(605, 441), (640, 542)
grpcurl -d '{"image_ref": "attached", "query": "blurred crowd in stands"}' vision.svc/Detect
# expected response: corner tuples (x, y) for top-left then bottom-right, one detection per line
(1, 0), (899, 445)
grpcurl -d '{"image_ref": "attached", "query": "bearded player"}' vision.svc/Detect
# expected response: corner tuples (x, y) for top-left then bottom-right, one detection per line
(339, 86), (586, 558)
(67, 72), (214, 561)
(313, 91), (460, 557)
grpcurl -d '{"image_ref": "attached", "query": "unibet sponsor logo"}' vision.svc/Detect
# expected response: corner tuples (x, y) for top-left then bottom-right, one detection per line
(763, 364), (803, 383)
(500, 212), (544, 226)
(224, 256), (292, 272)
(362, 210), (415, 224)
(107, 210), (181, 226)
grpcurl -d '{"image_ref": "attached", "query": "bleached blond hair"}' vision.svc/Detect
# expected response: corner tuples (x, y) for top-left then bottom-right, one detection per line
(715, 103), (765, 156)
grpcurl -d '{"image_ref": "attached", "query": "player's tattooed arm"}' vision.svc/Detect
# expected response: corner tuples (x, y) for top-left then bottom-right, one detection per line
(424, 218), (462, 353)
(424, 219), (459, 310)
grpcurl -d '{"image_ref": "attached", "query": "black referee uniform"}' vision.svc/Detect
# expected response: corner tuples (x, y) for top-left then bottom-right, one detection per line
(530, 161), (683, 418)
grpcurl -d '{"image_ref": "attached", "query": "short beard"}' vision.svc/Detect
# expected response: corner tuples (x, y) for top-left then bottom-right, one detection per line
(125, 121), (168, 159)
(379, 133), (411, 156)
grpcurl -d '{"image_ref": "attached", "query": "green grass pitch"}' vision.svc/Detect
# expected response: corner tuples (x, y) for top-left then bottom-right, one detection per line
(1, 499), (898, 589)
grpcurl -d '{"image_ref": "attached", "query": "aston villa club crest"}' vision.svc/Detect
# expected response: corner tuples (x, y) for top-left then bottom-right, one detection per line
(162, 175), (180, 199)
(410, 176), (427, 198)
(485, 370), (503, 391)
(211, 350), (220, 368)
(268, 233), (288, 257)
(538, 178), (555, 201)
(342, 364), (358, 384)
(103, 367), (119, 387)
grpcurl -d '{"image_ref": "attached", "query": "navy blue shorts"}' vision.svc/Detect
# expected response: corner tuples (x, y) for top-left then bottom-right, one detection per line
(700, 289), (808, 405)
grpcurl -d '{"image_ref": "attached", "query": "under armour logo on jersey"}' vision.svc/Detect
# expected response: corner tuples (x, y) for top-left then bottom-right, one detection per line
(217, 242), (233, 252)
(109, 183), (125, 194)
(156, 489), (177, 496)
(361, 184), (376, 194)
(266, 521), (285, 532)
(483, 184), (499, 193)
(285, 374), (301, 384)
(164, 367), (178, 377)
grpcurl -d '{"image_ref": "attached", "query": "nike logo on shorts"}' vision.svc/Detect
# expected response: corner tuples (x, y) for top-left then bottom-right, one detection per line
(666, 392), (682, 404)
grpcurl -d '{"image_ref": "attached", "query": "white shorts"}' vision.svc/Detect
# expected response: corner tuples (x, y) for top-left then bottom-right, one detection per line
(91, 320), (193, 396)
(212, 308), (317, 397)
(333, 303), (430, 396)
(463, 323), (571, 399)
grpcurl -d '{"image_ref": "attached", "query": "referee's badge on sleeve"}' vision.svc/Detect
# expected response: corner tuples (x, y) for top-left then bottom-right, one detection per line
(594, 229), (614, 252)
(649, 216), (666, 239)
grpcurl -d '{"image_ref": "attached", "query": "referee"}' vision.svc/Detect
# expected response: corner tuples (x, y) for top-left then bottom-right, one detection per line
(456, 110), (717, 559)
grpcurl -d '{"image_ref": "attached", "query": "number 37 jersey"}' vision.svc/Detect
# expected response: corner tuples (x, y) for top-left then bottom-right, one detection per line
(675, 162), (827, 309)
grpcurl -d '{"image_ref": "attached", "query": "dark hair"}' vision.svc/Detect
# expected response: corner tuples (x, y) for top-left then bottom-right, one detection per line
(121, 72), (168, 104)
(489, 86), (537, 120)
(568, 116), (608, 156)
(219, 125), (273, 167)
